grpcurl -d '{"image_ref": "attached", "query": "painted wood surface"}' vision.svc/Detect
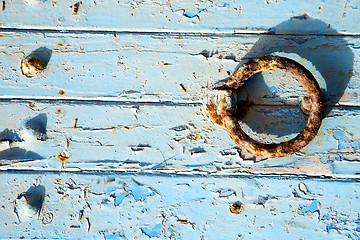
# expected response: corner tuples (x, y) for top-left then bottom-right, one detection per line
(1, 0), (360, 239)
(1, 172), (360, 239)
(1, 0), (360, 34)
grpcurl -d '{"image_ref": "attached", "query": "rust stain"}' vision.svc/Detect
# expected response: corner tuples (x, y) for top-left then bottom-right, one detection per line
(230, 202), (243, 214)
(56, 43), (63, 47)
(177, 219), (190, 224)
(69, 225), (80, 229)
(73, 118), (78, 128)
(56, 109), (61, 114)
(78, 210), (84, 222)
(57, 150), (70, 162)
(1, 1), (5, 11)
(28, 102), (36, 108)
(179, 83), (187, 92)
(58, 90), (65, 95)
(73, 1), (82, 15)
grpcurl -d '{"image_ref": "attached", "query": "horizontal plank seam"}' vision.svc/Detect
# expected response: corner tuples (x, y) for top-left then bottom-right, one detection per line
(1, 26), (360, 37)
(0, 167), (359, 181)
(0, 96), (203, 106)
(0, 96), (359, 108)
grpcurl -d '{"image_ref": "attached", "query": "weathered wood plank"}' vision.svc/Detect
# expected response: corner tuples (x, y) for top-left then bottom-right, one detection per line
(0, 101), (360, 178)
(0, 31), (359, 106)
(1, 172), (359, 239)
(1, 0), (360, 34)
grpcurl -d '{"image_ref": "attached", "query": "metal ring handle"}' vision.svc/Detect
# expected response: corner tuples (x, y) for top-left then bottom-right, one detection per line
(206, 56), (325, 158)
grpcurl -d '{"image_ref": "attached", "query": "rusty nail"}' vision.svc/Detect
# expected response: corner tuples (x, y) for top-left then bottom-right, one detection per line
(21, 55), (46, 77)
(300, 96), (311, 115)
(230, 201), (243, 214)
(57, 150), (70, 162)
(73, 1), (82, 15)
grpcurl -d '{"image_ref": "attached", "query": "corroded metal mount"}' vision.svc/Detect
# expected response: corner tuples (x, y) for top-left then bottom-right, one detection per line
(204, 56), (325, 158)
(21, 55), (46, 78)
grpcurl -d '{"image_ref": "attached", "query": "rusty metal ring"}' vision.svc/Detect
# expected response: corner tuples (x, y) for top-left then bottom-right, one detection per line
(206, 56), (325, 158)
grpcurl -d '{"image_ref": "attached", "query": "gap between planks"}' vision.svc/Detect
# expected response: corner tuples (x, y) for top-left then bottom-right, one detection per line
(2, 167), (360, 182)
(1, 26), (360, 37)
(1, 96), (360, 109)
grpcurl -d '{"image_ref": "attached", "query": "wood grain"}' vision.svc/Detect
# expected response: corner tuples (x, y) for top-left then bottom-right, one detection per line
(1, 172), (359, 239)
(1, 1), (360, 239)
(0, 31), (359, 106)
(0, 101), (358, 178)
(1, 0), (360, 34)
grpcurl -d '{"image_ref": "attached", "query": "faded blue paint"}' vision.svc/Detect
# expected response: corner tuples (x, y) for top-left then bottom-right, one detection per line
(1, 0), (360, 239)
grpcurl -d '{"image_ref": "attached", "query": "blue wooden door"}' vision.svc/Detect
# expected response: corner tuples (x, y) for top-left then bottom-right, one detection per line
(0, 0), (360, 239)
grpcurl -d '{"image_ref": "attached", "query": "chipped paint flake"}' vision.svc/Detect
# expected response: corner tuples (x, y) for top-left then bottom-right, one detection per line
(125, 181), (155, 202)
(298, 201), (320, 216)
(141, 223), (162, 238)
(114, 192), (129, 207)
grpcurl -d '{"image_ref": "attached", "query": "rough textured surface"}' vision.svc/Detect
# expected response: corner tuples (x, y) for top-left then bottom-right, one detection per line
(1, 172), (360, 239)
(1, 0), (360, 239)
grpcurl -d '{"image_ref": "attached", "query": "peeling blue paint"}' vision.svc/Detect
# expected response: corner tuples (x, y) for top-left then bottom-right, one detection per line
(114, 192), (129, 207)
(322, 215), (331, 221)
(218, 189), (235, 198)
(255, 195), (277, 206)
(105, 186), (118, 195)
(141, 223), (162, 238)
(356, 226), (360, 232)
(175, 8), (206, 19)
(338, 141), (346, 150)
(333, 131), (349, 150)
(331, 131), (360, 151)
(125, 181), (155, 201)
(326, 223), (336, 232)
(269, 86), (280, 95)
(104, 233), (123, 240)
(333, 131), (345, 140)
(297, 201), (320, 215)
